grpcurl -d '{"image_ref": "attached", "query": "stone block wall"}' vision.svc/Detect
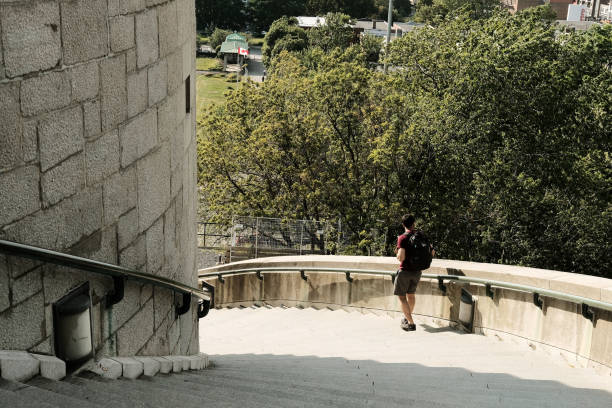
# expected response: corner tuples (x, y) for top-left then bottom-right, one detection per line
(0, 0), (199, 359)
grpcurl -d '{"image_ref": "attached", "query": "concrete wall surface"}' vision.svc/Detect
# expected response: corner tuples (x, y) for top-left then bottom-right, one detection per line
(200, 256), (612, 376)
(0, 0), (199, 359)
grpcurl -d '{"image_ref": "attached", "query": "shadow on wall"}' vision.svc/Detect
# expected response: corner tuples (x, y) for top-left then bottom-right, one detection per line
(207, 353), (612, 407)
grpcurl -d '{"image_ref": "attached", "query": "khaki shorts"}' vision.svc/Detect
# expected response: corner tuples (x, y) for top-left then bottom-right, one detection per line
(394, 269), (422, 295)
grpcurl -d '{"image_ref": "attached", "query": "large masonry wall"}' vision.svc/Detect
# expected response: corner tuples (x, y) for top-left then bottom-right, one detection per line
(0, 0), (199, 358)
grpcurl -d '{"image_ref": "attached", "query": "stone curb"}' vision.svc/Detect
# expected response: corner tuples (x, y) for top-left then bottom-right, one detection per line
(90, 354), (209, 380)
(0, 350), (65, 381)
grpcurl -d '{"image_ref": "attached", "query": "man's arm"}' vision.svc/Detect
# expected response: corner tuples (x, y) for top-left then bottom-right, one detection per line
(397, 247), (405, 263)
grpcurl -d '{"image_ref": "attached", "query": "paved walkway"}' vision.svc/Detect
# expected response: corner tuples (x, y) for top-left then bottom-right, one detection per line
(199, 306), (612, 407)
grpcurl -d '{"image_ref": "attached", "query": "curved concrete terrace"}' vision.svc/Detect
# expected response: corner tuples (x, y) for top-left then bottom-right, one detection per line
(200, 256), (612, 376)
(199, 306), (612, 407)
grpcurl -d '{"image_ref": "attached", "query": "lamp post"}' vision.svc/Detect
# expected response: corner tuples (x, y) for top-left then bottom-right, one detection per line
(383, 0), (393, 74)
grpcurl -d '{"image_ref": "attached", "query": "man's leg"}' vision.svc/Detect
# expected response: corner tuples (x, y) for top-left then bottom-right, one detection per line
(398, 295), (413, 324)
(406, 293), (416, 323)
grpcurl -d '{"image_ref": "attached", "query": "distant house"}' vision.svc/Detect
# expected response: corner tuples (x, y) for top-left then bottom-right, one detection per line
(502, 0), (611, 21)
(296, 16), (326, 29)
(220, 33), (249, 71)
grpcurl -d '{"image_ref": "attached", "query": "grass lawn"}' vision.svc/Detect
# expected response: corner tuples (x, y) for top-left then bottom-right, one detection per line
(196, 74), (239, 118)
(248, 37), (265, 47)
(196, 57), (223, 71)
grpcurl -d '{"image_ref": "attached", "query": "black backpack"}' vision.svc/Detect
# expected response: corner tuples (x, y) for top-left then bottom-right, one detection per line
(403, 230), (433, 271)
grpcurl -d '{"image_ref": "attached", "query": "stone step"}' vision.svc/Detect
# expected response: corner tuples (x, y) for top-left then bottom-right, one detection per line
(0, 378), (97, 408)
(0, 387), (60, 408)
(27, 376), (140, 408)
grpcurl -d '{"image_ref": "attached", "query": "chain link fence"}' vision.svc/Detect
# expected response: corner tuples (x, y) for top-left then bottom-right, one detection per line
(198, 216), (332, 263)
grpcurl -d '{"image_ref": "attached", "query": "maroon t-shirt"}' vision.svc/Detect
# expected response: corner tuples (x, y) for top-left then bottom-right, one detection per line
(397, 231), (413, 271)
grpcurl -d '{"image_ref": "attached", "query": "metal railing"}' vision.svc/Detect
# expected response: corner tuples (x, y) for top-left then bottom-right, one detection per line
(1, 239), (214, 318)
(199, 266), (612, 319)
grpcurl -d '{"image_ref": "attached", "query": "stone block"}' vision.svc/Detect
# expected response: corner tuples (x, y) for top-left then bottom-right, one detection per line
(118, 208), (139, 250)
(85, 130), (120, 185)
(100, 54), (127, 132)
(167, 318), (180, 353)
(70, 61), (100, 103)
(90, 358), (122, 379)
(112, 357), (143, 379)
(110, 15), (135, 53)
(158, 92), (179, 142)
(146, 0), (167, 6)
(103, 167), (137, 224)
(22, 120), (38, 163)
(0, 1), (61, 77)
(117, 299), (154, 356)
(0, 82), (22, 171)
(154, 286), (174, 329)
(136, 9), (159, 69)
(199, 353), (209, 369)
(12, 268), (42, 305)
(120, 108), (158, 167)
(171, 122), (185, 172)
(0, 165), (41, 226)
(84, 99), (102, 139)
(61, 0), (109, 64)
(146, 217), (164, 273)
(163, 355), (183, 373)
(29, 337), (54, 356)
(148, 59), (168, 106)
(41, 153), (86, 207)
(126, 49), (137, 73)
(186, 355), (200, 370)
(21, 71), (71, 117)
(137, 144), (170, 232)
(109, 0), (145, 16)
(152, 356), (172, 374)
(38, 106), (84, 172)
(0, 292), (45, 350)
(31, 354), (66, 380)
(127, 69), (148, 119)
(167, 50), (183, 93)
(76, 186), (104, 237)
(140, 284), (153, 306)
(102, 281), (141, 342)
(0, 258), (9, 313)
(0, 351), (40, 381)
(158, 1), (178, 58)
(119, 235), (146, 271)
(134, 356), (160, 376)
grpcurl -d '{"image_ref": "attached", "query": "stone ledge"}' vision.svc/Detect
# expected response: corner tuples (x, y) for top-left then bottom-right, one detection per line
(0, 350), (65, 381)
(88, 354), (209, 379)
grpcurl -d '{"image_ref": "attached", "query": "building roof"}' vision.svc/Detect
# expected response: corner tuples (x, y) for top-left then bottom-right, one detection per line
(296, 16), (326, 28)
(220, 33), (248, 54)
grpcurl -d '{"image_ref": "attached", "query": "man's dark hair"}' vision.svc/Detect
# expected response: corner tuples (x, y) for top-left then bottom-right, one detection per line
(401, 214), (415, 229)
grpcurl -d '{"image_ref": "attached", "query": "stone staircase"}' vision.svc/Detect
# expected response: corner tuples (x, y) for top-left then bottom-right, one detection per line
(1, 306), (611, 407)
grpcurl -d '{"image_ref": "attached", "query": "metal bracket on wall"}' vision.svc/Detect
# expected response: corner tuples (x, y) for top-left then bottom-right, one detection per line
(533, 292), (543, 309)
(345, 272), (353, 283)
(256, 271), (264, 281)
(176, 292), (191, 317)
(391, 273), (396, 284)
(485, 283), (494, 300)
(218, 274), (225, 283)
(581, 303), (594, 322)
(300, 270), (308, 281)
(197, 299), (211, 318)
(438, 277), (446, 294)
(105, 276), (125, 308)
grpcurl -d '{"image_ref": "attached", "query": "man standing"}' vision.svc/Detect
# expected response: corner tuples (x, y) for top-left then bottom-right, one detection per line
(395, 214), (434, 331)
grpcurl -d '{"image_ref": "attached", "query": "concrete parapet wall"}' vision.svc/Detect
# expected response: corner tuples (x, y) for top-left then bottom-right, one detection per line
(0, 0), (198, 359)
(201, 256), (612, 376)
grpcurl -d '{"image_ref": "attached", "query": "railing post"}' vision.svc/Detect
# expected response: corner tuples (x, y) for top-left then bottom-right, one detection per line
(105, 276), (125, 307)
(485, 284), (494, 299)
(300, 270), (308, 281)
(438, 277), (446, 294)
(533, 293), (543, 309)
(176, 292), (192, 317)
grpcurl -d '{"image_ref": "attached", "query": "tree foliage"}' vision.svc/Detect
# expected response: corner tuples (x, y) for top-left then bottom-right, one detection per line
(262, 17), (309, 66)
(198, 10), (612, 277)
(414, 0), (501, 25)
(196, 0), (247, 32)
(307, 13), (354, 52)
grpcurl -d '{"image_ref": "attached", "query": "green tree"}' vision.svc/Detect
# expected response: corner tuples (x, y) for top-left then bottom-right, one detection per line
(414, 0), (500, 25)
(360, 34), (384, 62)
(209, 28), (232, 50)
(262, 17), (309, 66)
(306, 0), (377, 18)
(196, 0), (247, 32)
(307, 13), (354, 52)
(247, 0), (307, 33)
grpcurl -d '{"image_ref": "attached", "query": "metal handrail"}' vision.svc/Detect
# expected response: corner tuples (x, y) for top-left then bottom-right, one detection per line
(1, 239), (214, 318)
(198, 266), (612, 315)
